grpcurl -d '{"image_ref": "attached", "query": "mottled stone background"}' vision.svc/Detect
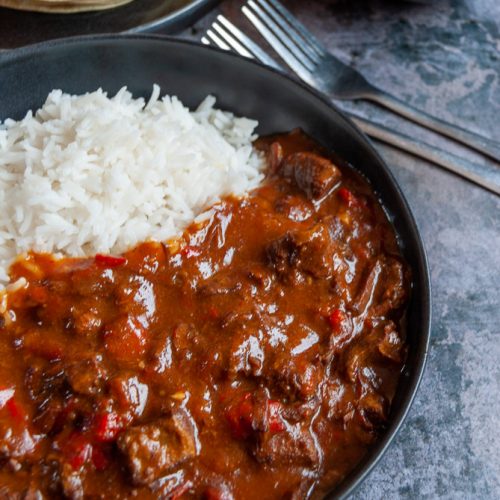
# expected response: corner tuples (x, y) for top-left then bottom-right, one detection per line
(182, 1), (500, 498)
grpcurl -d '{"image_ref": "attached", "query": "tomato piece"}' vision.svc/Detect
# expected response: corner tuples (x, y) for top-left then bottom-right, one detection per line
(267, 400), (285, 433)
(94, 412), (122, 442)
(328, 309), (344, 332)
(337, 187), (357, 207)
(225, 393), (254, 439)
(95, 253), (127, 268)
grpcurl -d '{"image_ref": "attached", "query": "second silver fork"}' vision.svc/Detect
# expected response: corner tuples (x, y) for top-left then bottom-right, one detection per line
(202, 16), (500, 196)
(241, 0), (500, 163)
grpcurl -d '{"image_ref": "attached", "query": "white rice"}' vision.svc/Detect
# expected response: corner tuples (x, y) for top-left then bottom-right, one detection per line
(0, 86), (265, 283)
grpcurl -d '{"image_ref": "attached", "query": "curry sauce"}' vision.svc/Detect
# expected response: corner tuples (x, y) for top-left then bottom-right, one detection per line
(0, 131), (410, 499)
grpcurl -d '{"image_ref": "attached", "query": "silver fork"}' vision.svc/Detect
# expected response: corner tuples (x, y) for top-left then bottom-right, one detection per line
(241, 0), (500, 163)
(202, 16), (500, 196)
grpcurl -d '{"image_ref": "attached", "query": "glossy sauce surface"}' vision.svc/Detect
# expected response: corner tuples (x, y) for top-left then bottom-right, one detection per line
(0, 131), (409, 499)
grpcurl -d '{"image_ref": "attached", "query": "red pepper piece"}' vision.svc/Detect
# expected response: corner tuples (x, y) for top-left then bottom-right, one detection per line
(91, 445), (110, 471)
(225, 393), (254, 439)
(328, 309), (344, 332)
(6, 398), (25, 423)
(337, 187), (357, 207)
(64, 433), (93, 470)
(94, 412), (122, 442)
(207, 306), (219, 320)
(170, 480), (193, 500)
(181, 245), (201, 258)
(203, 486), (233, 500)
(0, 388), (15, 409)
(95, 253), (127, 268)
(267, 400), (286, 433)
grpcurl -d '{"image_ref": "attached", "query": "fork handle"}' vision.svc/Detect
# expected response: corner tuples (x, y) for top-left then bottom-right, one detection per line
(364, 89), (500, 163)
(350, 113), (500, 196)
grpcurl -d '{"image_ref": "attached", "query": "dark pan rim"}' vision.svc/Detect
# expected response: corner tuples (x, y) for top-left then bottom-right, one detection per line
(0, 33), (432, 499)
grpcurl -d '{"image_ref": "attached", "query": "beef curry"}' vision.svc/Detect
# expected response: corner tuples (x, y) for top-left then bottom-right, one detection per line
(0, 130), (410, 499)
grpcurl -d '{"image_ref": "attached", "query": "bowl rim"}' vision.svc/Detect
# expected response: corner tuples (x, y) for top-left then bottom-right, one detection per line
(125, 0), (220, 35)
(0, 33), (432, 499)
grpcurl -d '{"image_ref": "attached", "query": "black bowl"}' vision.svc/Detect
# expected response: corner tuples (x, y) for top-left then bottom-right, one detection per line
(0, 35), (431, 498)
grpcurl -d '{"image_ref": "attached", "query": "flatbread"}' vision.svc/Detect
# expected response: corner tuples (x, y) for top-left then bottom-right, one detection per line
(0, 0), (134, 13)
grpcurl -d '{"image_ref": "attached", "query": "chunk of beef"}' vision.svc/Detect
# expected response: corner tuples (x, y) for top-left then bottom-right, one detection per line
(71, 307), (102, 336)
(377, 321), (406, 364)
(281, 399), (319, 425)
(197, 274), (241, 297)
(23, 488), (44, 500)
(267, 221), (336, 281)
(267, 141), (284, 175)
(65, 357), (106, 397)
(149, 330), (173, 374)
(60, 463), (83, 500)
(328, 311), (356, 354)
(25, 364), (68, 434)
(275, 195), (313, 222)
(373, 258), (408, 317)
(228, 331), (265, 378)
(70, 266), (115, 298)
(203, 484), (235, 500)
(357, 393), (387, 431)
(346, 346), (379, 389)
(291, 224), (336, 279)
(117, 408), (197, 486)
(351, 260), (382, 315)
(270, 355), (321, 401)
(322, 379), (355, 421)
(266, 234), (297, 279)
(151, 476), (193, 498)
(246, 265), (273, 291)
(109, 375), (148, 418)
(279, 152), (341, 200)
(252, 421), (319, 467)
(0, 426), (38, 463)
(103, 315), (147, 364)
(172, 323), (195, 352)
(225, 308), (270, 379)
(22, 329), (64, 362)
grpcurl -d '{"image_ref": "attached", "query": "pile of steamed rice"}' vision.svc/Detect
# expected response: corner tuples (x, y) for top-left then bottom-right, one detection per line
(0, 85), (265, 285)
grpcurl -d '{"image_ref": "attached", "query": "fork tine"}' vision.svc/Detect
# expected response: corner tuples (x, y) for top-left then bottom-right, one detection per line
(205, 29), (231, 51)
(212, 22), (254, 59)
(246, 0), (316, 71)
(255, 0), (322, 63)
(242, 4), (316, 87)
(216, 15), (284, 72)
(264, 0), (326, 57)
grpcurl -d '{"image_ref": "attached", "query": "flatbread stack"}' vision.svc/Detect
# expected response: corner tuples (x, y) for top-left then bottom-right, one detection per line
(0, 0), (134, 12)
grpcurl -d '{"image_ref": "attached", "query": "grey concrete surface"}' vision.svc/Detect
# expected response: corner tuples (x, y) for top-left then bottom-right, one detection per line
(180, 1), (500, 498)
